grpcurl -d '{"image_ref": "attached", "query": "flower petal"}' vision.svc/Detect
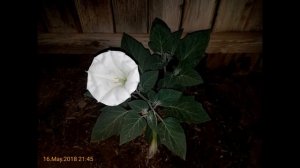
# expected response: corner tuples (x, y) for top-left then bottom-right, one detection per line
(100, 87), (131, 106)
(89, 52), (124, 78)
(87, 71), (119, 101)
(110, 51), (139, 75)
(124, 67), (140, 93)
(87, 50), (140, 106)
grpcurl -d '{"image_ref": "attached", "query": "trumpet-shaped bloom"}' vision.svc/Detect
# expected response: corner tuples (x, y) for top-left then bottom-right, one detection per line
(87, 50), (140, 106)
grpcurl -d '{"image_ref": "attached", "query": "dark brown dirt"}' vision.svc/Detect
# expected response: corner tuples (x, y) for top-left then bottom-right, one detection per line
(37, 55), (263, 168)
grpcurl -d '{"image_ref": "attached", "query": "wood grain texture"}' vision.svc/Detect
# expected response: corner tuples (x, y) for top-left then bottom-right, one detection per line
(112, 0), (148, 33)
(38, 2), (48, 33)
(213, 0), (262, 31)
(75, 0), (114, 33)
(41, 0), (82, 33)
(181, 0), (217, 32)
(207, 32), (262, 53)
(206, 53), (261, 74)
(244, 0), (262, 31)
(38, 32), (262, 54)
(149, 0), (183, 32)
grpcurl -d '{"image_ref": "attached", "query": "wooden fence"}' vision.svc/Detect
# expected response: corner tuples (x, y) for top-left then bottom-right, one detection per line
(38, 0), (262, 55)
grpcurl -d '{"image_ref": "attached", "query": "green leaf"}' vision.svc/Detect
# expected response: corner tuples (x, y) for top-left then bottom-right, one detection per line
(165, 96), (211, 124)
(163, 29), (183, 55)
(158, 73), (177, 89)
(147, 90), (157, 102)
(179, 57), (202, 69)
(176, 30), (211, 67)
(145, 125), (153, 143)
(139, 71), (159, 92)
(148, 18), (171, 53)
(120, 110), (147, 145)
(120, 100), (129, 108)
(148, 54), (164, 70)
(128, 100), (148, 112)
(121, 33), (161, 72)
(91, 106), (128, 142)
(155, 89), (182, 106)
(158, 117), (186, 160)
(146, 110), (157, 131)
(159, 69), (203, 88)
(173, 68), (204, 87)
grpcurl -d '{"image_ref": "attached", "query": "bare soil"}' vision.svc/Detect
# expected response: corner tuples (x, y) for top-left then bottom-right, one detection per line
(37, 55), (263, 168)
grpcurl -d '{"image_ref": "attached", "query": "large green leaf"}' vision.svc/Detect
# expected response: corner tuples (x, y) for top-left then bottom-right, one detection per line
(146, 110), (157, 131)
(139, 71), (159, 92)
(148, 18), (171, 53)
(145, 125), (153, 143)
(159, 69), (203, 88)
(128, 100), (148, 112)
(120, 110), (147, 145)
(179, 57), (201, 69)
(165, 96), (211, 124)
(91, 106), (128, 142)
(147, 90), (157, 102)
(163, 29), (183, 55)
(148, 54), (164, 69)
(155, 89), (182, 106)
(121, 33), (161, 72)
(158, 73), (177, 89)
(176, 30), (210, 67)
(158, 117), (186, 160)
(173, 68), (204, 87)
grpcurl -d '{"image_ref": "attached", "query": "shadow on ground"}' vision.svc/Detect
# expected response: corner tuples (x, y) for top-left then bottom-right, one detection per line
(37, 55), (263, 168)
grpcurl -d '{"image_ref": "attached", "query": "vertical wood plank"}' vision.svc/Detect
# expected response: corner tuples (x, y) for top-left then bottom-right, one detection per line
(243, 0), (262, 31)
(181, 0), (217, 32)
(75, 0), (114, 33)
(149, 0), (183, 32)
(112, 0), (148, 33)
(213, 0), (262, 32)
(42, 0), (81, 33)
(38, 2), (48, 33)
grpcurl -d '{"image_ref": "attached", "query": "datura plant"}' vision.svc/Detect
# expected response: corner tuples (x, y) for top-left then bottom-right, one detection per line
(86, 18), (211, 160)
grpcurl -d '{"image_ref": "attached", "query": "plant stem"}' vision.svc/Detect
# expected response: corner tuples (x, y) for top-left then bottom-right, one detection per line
(136, 90), (148, 102)
(148, 130), (158, 159)
(152, 130), (157, 140)
(154, 110), (164, 123)
(136, 91), (163, 122)
(162, 53), (167, 74)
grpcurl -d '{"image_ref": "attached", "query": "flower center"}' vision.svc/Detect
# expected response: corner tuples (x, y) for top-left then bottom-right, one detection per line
(114, 77), (127, 86)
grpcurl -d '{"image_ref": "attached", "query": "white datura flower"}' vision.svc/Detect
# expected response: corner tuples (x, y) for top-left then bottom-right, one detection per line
(87, 50), (140, 106)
